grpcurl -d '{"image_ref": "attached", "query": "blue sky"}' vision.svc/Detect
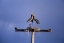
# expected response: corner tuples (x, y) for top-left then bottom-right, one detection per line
(0, 0), (64, 43)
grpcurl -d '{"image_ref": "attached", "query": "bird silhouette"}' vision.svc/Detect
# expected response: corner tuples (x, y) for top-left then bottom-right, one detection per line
(27, 13), (40, 24)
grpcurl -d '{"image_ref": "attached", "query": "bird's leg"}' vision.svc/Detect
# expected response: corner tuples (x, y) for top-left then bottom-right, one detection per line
(36, 24), (38, 28)
(29, 22), (32, 27)
(32, 22), (33, 27)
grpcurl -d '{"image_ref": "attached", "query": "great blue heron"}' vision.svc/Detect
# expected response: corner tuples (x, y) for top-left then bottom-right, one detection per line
(27, 13), (40, 24)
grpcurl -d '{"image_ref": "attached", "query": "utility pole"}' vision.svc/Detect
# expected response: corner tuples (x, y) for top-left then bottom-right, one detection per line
(15, 13), (52, 43)
(15, 24), (51, 43)
(31, 32), (34, 43)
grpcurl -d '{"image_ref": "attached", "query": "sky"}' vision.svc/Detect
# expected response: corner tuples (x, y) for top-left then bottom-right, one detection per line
(0, 0), (64, 43)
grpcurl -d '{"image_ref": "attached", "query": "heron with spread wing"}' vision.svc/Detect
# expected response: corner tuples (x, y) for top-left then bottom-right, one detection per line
(27, 13), (40, 24)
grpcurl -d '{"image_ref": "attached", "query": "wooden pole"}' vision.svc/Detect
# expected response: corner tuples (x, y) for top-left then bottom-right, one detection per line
(31, 32), (34, 43)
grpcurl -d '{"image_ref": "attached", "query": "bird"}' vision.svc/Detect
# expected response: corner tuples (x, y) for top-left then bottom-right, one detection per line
(27, 13), (40, 24)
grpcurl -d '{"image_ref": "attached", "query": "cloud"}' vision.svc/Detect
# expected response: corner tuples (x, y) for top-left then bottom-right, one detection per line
(7, 23), (15, 31)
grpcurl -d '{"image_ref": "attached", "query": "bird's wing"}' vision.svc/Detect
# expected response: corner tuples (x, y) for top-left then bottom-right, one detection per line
(27, 16), (34, 22)
(34, 19), (40, 24)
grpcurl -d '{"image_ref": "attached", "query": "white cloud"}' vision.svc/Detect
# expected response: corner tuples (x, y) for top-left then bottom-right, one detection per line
(8, 23), (15, 31)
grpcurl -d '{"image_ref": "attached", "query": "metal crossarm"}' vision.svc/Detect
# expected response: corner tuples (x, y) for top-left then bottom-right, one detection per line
(35, 29), (51, 32)
(15, 27), (26, 32)
(15, 27), (51, 32)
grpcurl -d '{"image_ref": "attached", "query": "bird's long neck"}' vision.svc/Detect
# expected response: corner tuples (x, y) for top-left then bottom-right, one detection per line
(31, 16), (35, 19)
